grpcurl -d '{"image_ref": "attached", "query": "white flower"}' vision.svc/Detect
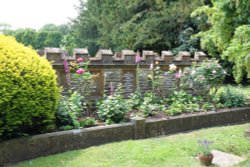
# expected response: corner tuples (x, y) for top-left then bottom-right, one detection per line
(212, 70), (216, 74)
(191, 70), (196, 75)
(223, 70), (227, 74)
(169, 64), (177, 71)
(150, 63), (154, 70)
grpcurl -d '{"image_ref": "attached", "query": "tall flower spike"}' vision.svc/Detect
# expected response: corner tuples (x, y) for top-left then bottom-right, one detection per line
(63, 59), (69, 73)
(135, 50), (141, 63)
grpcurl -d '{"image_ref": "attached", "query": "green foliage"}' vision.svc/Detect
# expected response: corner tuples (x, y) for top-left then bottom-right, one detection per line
(3, 23), (69, 50)
(56, 91), (83, 130)
(71, 0), (204, 55)
(198, 139), (213, 156)
(201, 102), (214, 112)
(97, 84), (131, 124)
(79, 117), (97, 128)
(0, 35), (60, 139)
(217, 87), (247, 108)
(222, 25), (250, 82)
(165, 90), (200, 115)
(181, 59), (226, 110)
(138, 92), (165, 116)
(181, 59), (226, 90)
(127, 91), (143, 110)
(191, 1), (250, 83)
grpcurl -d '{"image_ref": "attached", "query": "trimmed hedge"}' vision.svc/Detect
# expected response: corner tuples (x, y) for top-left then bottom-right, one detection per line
(0, 35), (60, 139)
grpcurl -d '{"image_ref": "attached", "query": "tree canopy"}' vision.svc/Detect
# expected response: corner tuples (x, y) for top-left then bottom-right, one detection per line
(191, 0), (250, 83)
(71, 0), (205, 55)
(2, 23), (70, 50)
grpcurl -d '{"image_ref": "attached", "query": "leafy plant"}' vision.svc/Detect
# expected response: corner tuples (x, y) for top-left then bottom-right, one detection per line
(217, 87), (247, 108)
(181, 59), (226, 110)
(139, 92), (166, 116)
(127, 91), (143, 110)
(79, 117), (97, 128)
(198, 139), (213, 156)
(97, 84), (131, 124)
(55, 91), (83, 129)
(165, 90), (201, 115)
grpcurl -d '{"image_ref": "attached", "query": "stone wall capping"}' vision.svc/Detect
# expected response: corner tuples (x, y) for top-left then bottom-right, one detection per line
(44, 47), (62, 54)
(177, 51), (191, 62)
(45, 48), (207, 64)
(73, 48), (89, 55)
(97, 49), (113, 56)
(194, 51), (207, 62)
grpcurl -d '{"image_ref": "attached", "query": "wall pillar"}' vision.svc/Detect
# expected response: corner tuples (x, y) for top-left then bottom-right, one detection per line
(131, 117), (146, 139)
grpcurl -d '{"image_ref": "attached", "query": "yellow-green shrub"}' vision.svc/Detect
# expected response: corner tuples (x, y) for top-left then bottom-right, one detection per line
(0, 35), (60, 139)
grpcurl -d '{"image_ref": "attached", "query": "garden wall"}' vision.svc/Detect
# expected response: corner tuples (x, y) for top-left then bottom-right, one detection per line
(1, 107), (250, 166)
(43, 48), (207, 98)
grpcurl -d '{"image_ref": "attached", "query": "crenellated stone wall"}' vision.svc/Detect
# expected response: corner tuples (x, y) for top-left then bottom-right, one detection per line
(44, 48), (207, 99)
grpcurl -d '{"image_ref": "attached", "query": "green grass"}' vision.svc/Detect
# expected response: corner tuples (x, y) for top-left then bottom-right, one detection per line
(10, 123), (250, 167)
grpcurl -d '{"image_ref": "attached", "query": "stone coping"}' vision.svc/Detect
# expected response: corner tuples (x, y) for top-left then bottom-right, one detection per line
(1, 106), (250, 166)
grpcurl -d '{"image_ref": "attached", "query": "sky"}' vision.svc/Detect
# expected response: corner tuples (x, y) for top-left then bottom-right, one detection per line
(0, 0), (81, 30)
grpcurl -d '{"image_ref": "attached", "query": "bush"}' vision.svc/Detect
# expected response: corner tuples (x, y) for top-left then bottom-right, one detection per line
(165, 91), (201, 115)
(0, 35), (60, 139)
(217, 87), (247, 108)
(97, 84), (131, 124)
(79, 117), (97, 128)
(139, 92), (166, 116)
(56, 91), (83, 129)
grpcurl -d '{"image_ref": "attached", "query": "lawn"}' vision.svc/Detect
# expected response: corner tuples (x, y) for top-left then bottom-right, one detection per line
(11, 123), (250, 167)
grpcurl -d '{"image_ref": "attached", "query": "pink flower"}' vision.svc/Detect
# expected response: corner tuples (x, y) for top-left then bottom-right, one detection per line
(77, 58), (84, 63)
(135, 51), (141, 63)
(175, 69), (182, 79)
(63, 59), (69, 73)
(76, 68), (85, 74)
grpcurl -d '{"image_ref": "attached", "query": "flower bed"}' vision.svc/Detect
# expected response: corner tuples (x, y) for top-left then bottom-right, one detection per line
(1, 106), (250, 166)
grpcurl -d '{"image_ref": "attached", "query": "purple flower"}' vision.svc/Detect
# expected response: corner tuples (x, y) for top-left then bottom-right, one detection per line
(76, 68), (85, 74)
(63, 59), (69, 73)
(135, 51), (141, 63)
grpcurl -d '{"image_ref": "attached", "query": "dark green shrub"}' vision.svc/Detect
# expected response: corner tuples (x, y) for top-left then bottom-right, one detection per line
(56, 91), (83, 129)
(217, 87), (247, 108)
(0, 35), (60, 139)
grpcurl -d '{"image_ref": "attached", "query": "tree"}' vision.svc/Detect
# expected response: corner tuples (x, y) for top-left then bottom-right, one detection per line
(2, 23), (69, 50)
(191, 0), (250, 83)
(71, 0), (204, 55)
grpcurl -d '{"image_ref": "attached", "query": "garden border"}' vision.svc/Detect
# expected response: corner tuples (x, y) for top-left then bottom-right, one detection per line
(1, 106), (250, 166)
